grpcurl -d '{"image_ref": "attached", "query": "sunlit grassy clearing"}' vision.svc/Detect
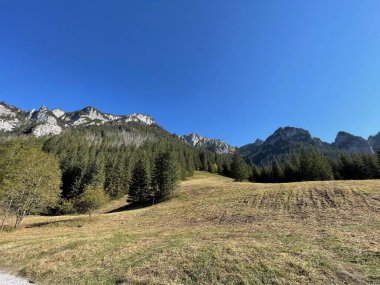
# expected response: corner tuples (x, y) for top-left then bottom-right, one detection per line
(0, 171), (379, 285)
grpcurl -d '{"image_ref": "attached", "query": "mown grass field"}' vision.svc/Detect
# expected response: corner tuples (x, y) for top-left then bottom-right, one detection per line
(0, 172), (380, 285)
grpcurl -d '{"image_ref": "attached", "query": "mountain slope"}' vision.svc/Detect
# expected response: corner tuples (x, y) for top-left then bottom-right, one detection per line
(240, 127), (379, 165)
(240, 127), (336, 165)
(368, 132), (380, 150)
(1, 102), (379, 165)
(332, 131), (373, 154)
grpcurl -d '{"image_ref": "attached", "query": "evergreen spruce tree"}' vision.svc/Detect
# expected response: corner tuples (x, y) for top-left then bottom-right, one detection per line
(128, 155), (151, 204)
(271, 158), (284, 182)
(151, 152), (180, 203)
(299, 149), (333, 181)
(200, 152), (208, 171)
(361, 155), (379, 179)
(249, 165), (260, 182)
(283, 161), (298, 182)
(231, 151), (249, 181)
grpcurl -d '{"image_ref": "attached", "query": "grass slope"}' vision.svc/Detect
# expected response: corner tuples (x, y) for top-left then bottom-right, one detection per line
(0, 172), (380, 285)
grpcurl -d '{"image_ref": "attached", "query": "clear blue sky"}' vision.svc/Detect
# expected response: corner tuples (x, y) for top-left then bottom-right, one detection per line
(1, 1), (380, 146)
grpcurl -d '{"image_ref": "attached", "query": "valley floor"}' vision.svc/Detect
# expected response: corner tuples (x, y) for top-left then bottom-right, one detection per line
(0, 172), (380, 285)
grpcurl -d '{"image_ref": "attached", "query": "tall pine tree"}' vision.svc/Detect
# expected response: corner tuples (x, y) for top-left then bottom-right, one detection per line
(151, 152), (180, 203)
(231, 151), (249, 181)
(128, 155), (151, 204)
(299, 149), (333, 181)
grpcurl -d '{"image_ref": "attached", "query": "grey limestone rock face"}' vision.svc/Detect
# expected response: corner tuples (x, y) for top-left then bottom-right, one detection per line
(181, 133), (235, 154)
(0, 102), (157, 137)
(368, 132), (380, 150)
(333, 131), (373, 154)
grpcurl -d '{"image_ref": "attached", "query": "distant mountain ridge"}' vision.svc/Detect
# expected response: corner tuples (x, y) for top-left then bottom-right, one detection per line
(0, 102), (378, 164)
(0, 102), (155, 137)
(332, 131), (373, 154)
(240, 127), (376, 165)
(180, 133), (235, 154)
(368, 132), (380, 149)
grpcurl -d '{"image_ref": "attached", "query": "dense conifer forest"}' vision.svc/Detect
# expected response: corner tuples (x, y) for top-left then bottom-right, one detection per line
(231, 148), (380, 183)
(0, 122), (232, 225)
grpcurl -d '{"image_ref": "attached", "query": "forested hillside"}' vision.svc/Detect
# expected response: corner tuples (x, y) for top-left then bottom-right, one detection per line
(0, 121), (231, 227)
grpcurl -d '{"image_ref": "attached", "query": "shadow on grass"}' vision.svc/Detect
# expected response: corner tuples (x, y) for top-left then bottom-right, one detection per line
(107, 195), (176, 214)
(25, 218), (84, 229)
(106, 202), (147, 214)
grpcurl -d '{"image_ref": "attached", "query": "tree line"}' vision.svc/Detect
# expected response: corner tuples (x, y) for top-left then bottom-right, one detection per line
(229, 148), (380, 183)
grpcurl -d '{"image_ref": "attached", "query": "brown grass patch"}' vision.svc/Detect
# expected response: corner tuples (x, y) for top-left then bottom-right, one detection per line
(0, 172), (379, 284)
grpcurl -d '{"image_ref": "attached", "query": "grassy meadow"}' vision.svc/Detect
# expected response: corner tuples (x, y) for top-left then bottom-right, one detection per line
(0, 172), (379, 285)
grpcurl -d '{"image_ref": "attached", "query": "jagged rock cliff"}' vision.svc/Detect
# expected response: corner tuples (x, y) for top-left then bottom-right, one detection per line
(0, 102), (156, 137)
(332, 131), (373, 154)
(368, 132), (380, 150)
(180, 133), (235, 154)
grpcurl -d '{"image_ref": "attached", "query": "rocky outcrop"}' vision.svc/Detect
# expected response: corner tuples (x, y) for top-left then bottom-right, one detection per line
(333, 131), (373, 154)
(0, 118), (19, 131)
(0, 102), (20, 132)
(63, 106), (114, 126)
(32, 124), (63, 137)
(181, 133), (234, 154)
(368, 132), (380, 150)
(29, 106), (58, 125)
(61, 107), (155, 127)
(0, 102), (157, 137)
(124, 113), (155, 125)
(52, 108), (65, 118)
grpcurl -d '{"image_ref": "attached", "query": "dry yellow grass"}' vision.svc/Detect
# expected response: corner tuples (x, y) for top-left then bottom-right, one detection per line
(0, 172), (380, 285)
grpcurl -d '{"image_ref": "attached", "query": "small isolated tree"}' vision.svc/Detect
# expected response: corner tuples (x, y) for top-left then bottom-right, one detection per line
(128, 155), (151, 204)
(0, 141), (61, 229)
(151, 152), (180, 204)
(74, 185), (109, 216)
(231, 151), (249, 181)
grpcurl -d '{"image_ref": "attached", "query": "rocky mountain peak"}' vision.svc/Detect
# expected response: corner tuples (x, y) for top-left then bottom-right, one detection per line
(0, 102), (19, 117)
(182, 133), (204, 147)
(51, 108), (65, 118)
(124, 113), (155, 125)
(29, 106), (57, 125)
(181, 133), (234, 154)
(0, 102), (19, 132)
(0, 102), (157, 137)
(368, 132), (380, 151)
(39, 106), (48, 112)
(368, 132), (380, 150)
(333, 131), (373, 154)
(266, 127), (312, 145)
